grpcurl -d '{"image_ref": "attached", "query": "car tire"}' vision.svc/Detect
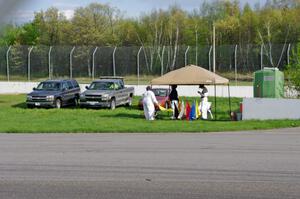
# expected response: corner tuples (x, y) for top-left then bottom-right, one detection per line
(73, 96), (79, 107)
(110, 98), (116, 110)
(126, 96), (132, 106)
(55, 98), (62, 109)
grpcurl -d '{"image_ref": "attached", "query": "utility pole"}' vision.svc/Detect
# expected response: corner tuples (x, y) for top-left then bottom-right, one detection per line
(213, 24), (216, 73)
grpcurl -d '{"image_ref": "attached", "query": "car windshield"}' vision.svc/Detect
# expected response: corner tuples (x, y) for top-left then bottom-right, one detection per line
(152, 89), (168, 97)
(89, 82), (115, 90)
(36, 82), (61, 91)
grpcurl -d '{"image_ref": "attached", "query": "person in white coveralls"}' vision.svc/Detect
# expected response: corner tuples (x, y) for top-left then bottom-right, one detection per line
(198, 84), (209, 119)
(143, 86), (159, 120)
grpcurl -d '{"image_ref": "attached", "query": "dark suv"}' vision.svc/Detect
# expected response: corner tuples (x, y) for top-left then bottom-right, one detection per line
(26, 79), (80, 108)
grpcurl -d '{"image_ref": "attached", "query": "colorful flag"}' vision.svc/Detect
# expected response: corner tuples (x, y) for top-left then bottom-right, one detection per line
(190, 102), (196, 120)
(159, 105), (172, 112)
(178, 100), (185, 119)
(185, 101), (191, 121)
(195, 100), (200, 119)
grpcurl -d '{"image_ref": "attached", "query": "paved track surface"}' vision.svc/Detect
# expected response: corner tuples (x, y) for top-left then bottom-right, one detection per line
(0, 128), (300, 199)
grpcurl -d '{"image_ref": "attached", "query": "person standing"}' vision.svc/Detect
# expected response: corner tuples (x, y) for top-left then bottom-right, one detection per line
(143, 86), (159, 120)
(169, 85), (179, 119)
(198, 84), (209, 119)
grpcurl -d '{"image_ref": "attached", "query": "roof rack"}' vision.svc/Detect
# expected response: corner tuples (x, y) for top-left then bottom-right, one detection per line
(99, 76), (124, 79)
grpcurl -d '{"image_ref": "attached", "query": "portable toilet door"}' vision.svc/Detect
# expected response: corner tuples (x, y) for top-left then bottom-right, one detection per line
(253, 68), (284, 98)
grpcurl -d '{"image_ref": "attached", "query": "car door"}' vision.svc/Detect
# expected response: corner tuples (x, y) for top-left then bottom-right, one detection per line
(61, 82), (72, 104)
(116, 80), (126, 105)
(112, 82), (121, 106)
(67, 81), (76, 100)
(71, 80), (80, 95)
(118, 81), (128, 104)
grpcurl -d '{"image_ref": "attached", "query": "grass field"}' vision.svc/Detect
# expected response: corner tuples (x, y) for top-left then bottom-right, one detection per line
(0, 94), (299, 133)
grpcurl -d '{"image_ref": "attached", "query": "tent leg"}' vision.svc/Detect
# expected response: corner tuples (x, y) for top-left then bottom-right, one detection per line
(214, 84), (217, 121)
(228, 84), (232, 118)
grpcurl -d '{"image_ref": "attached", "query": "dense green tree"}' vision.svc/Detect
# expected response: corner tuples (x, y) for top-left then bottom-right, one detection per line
(70, 3), (121, 45)
(0, 1), (299, 46)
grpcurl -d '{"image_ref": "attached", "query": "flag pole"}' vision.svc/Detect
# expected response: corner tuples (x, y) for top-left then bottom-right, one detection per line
(213, 23), (217, 120)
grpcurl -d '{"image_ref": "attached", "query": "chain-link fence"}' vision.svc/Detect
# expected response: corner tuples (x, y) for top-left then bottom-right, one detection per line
(0, 44), (294, 83)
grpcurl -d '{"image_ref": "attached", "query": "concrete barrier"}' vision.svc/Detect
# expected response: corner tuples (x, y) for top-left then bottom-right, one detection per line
(0, 81), (253, 97)
(242, 98), (300, 120)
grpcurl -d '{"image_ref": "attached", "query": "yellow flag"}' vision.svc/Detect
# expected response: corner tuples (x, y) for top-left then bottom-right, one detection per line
(196, 100), (201, 118)
(159, 105), (173, 112)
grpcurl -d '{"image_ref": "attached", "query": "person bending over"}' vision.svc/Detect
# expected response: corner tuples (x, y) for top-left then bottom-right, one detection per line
(142, 86), (159, 120)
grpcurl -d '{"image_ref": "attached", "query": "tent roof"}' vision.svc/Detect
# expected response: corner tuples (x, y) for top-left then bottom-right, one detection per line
(151, 65), (229, 85)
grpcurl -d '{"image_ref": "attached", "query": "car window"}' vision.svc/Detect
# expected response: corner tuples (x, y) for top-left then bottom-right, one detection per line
(36, 82), (61, 91)
(118, 80), (124, 89)
(89, 82), (113, 90)
(152, 89), (167, 97)
(115, 81), (121, 90)
(72, 80), (79, 88)
(62, 82), (69, 90)
(67, 81), (73, 89)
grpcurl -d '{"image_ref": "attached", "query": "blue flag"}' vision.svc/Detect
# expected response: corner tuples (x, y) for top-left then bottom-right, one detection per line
(189, 102), (196, 120)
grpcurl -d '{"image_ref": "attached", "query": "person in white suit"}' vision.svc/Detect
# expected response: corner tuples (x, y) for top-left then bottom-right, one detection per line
(143, 86), (159, 120)
(198, 84), (209, 119)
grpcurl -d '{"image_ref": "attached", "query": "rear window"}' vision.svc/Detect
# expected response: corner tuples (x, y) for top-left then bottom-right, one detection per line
(152, 89), (168, 97)
(71, 80), (79, 88)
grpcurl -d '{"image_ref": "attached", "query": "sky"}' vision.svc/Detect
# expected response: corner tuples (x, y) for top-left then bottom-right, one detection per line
(2, 0), (267, 24)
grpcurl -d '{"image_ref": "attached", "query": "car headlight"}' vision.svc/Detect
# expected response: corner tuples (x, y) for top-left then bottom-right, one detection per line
(46, 95), (54, 101)
(27, 95), (32, 100)
(102, 94), (109, 100)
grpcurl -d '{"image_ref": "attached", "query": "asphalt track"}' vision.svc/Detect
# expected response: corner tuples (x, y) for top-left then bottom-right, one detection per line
(0, 128), (300, 199)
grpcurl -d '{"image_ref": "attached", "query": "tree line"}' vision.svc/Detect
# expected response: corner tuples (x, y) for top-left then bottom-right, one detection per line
(0, 0), (299, 47)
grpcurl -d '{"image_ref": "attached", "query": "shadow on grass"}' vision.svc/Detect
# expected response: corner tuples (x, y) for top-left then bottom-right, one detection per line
(12, 102), (79, 110)
(97, 113), (143, 119)
(12, 102), (27, 109)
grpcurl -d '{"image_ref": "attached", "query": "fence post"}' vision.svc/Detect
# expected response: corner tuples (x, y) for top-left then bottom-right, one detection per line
(137, 47), (142, 86)
(287, 43), (291, 65)
(195, 30), (198, 65)
(92, 46), (98, 80)
(112, 47), (117, 76)
(208, 45), (212, 71)
(70, 46), (75, 79)
(48, 46), (53, 79)
(184, 46), (190, 66)
(161, 46), (165, 76)
(213, 25), (216, 73)
(260, 44), (263, 70)
(6, 46), (12, 82)
(28, 46), (34, 81)
(234, 45), (238, 86)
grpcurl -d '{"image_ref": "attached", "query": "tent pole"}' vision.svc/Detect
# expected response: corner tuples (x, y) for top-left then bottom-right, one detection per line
(228, 84), (232, 118)
(214, 84), (217, 121)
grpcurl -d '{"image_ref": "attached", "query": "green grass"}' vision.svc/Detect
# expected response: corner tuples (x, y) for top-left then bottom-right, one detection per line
(0, 94), (299, 133)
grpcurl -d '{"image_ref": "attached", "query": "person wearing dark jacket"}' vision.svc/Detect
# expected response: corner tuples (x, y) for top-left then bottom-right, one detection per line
(169, 85), (179, 119)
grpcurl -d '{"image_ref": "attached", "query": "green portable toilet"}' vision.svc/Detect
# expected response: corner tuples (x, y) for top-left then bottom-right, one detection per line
(253, 68), (284, 98)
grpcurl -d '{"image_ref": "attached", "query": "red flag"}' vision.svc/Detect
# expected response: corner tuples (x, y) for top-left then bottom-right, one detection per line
(185, 101), (191, 121)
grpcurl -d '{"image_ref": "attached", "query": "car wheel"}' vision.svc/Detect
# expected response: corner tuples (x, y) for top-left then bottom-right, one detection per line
(73, 96), (79, 107)
(110, 98), (116, 110)
(55, 98), (62, 109)
(126, 96), (132, 106)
